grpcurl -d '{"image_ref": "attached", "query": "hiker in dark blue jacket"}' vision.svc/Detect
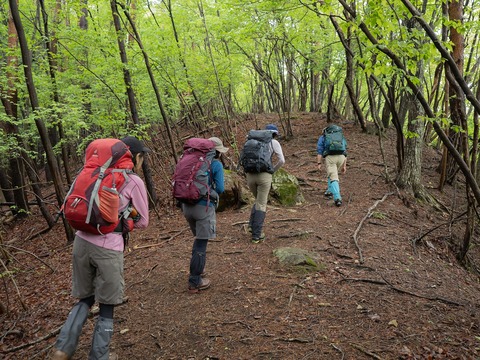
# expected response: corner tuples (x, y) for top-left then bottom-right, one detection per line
(317, 125), (347, 206)
(181, 137), (227, 293)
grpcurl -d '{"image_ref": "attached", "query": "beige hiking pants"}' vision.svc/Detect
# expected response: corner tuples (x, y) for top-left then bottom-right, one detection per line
(246, 172), (272, 212)
(325, 154), (346, 182)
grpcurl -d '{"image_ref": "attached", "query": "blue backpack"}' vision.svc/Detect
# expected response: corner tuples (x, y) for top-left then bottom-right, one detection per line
(323, 125), (346, 156)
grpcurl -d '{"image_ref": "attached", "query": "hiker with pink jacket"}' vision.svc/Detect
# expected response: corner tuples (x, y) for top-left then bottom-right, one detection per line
(52, 136), (149, 360)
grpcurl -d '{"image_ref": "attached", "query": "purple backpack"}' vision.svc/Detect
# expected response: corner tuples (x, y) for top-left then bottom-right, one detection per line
(172, 138), (218, 204)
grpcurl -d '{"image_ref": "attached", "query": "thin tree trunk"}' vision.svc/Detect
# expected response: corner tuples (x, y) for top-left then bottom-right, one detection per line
(110, 0), (157, 205)
(0, 8), (26, 216)
(117, 1), (178, 163)
(8, 0), (73, 241)
(21, 151), (55, 227)
(39, 0), (72, 185)
(328, 12), (366, 131)
(366, 75), (389, 182)
(198, 0), (231, 126)
(0, 169), (14, 204)
(160, 0), (205, 121)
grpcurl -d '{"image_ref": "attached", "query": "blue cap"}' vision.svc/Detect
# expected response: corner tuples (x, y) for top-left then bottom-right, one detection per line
(265, 124), (279, 134)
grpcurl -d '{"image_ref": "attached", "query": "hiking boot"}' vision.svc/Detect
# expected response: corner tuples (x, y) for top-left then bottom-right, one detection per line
(251, 233), (265, 244)
(188, 278), (211, 294)
(334, 199), (342, 207)
(52, 350), (68, 360)
(247, 226), (252, 233)
(324, 190), (333, 198)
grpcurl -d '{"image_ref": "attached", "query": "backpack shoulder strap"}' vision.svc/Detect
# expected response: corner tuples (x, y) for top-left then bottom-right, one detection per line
(86, 157), (113, 224)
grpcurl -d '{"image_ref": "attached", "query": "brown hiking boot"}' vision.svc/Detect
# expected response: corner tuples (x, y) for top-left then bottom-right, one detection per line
(51, 350), (68, 360)
(188, 278), (211, 294)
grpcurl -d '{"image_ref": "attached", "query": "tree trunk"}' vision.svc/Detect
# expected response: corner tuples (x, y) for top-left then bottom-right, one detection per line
(329, 12), (366, 130)
(0, 3), (27, 216)
(0, 168), (14, 205)
(39, 0), (72, 185)
(9, 0), (73, 242)
(161, 0), (205, 122)
(110, 0), (157, 206)
(118, 2), (178, 163)
(9, 158), (29, 218)
(396, 93), (427, 198)
(198, 0), (231, 126)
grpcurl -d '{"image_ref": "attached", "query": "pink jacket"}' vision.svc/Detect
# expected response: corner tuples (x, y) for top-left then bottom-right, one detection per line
(76, 173), (149, 251)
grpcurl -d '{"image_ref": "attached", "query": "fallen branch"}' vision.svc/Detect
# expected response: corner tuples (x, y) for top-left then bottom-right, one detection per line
(1, 244), (55, 273)
(288, 277), (309, 307)
(133, 228), (189, 250)
(278, 231), (313, 239)
(352, 192), (394, 263)
(350, 342), (382, 359)
(275, 337), (311, 343)
(1, 325), (61, 354)
(410, 210), (467, 248)
(336, 271), (462, 306)
(339, 194), (351, 216)
(26, 226), (55, 241)
(271, 218), (304, 223)
(132, 242), (166, 250)
(158, 227), (189, 241)
(232, 220), (248, 226)
(330, 343), (345, 360)
(0, 257), (27, 310)
(221, 320), (252, 330)
(126, 264), (159, 290)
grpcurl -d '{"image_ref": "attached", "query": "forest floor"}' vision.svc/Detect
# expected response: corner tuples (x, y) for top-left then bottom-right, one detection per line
(1, 113), (480, 360)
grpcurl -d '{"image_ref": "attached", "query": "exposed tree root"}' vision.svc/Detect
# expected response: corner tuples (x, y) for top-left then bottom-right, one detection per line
(1, 325), (61, 354)
(335, 269), (463, 306)
(352, 192), (394, 263)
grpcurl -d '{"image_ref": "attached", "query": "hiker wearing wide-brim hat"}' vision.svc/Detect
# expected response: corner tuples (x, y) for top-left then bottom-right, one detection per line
(209, 136), (229, 153)
(177, 136), (228, 294)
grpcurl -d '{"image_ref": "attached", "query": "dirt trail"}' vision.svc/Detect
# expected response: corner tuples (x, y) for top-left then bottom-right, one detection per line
(1, 113), (480, 359)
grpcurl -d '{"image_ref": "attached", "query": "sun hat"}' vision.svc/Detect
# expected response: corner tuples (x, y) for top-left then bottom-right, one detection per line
(209, 137), (229, 153)
(265, 124), (279, 135)
(121, 136), (151, 154)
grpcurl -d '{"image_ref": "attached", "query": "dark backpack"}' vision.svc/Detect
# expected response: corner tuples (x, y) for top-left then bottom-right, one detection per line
(62, 139), (133, 235)
(172, 138), (218, 204)
(239, 130), (274, 174)
(323, 125), (346, 156)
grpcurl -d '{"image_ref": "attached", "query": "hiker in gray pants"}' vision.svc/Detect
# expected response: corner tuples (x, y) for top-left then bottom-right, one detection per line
(181, 137), (228, 293)
(52, 137), (149, 360)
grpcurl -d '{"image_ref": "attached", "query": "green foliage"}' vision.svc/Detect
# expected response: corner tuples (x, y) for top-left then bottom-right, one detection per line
(0, 0), (478, 169)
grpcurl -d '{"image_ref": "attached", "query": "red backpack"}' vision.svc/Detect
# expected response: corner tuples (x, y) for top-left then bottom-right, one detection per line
(172, 138), (217, 204)
(62, 139), (134, 235)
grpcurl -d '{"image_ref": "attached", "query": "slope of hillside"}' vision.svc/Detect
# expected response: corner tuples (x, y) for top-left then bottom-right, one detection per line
(1, 113), (480, 359)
